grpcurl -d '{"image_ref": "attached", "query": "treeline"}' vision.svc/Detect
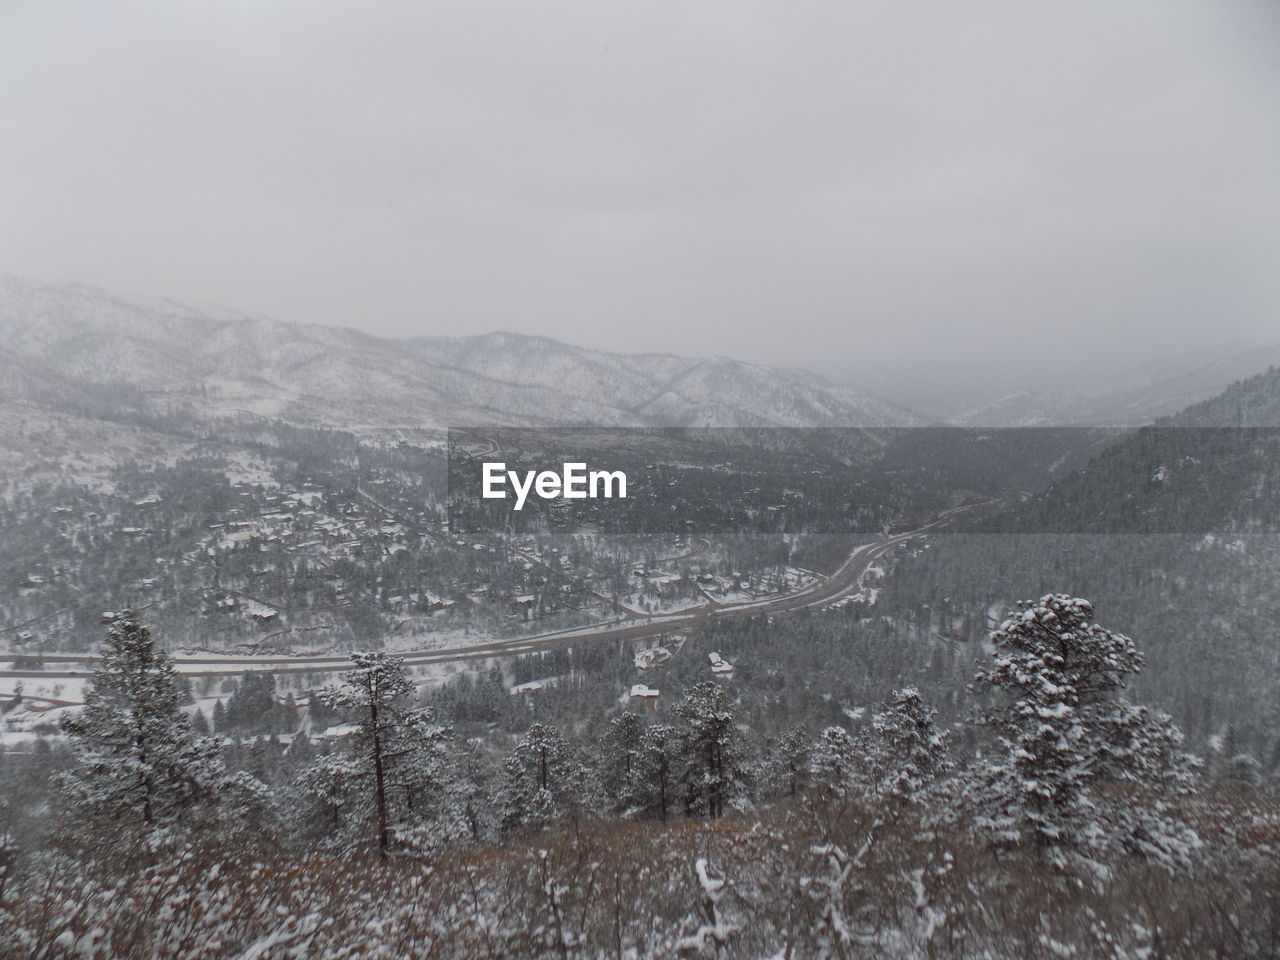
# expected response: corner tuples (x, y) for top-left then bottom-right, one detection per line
(4, 600), (1279, 957)
(876, 531), (1280, 767)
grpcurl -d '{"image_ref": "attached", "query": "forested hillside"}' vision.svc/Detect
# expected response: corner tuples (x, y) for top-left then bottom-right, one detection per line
(3, 604), (1277, 958)
(879, 367), (1280, 764)
(3, 351), (1279, 959)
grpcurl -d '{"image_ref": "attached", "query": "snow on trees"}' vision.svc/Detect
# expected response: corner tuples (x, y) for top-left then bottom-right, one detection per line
(498, 722), (586, 834)
(56, 611), (261, 856)
(596, 710), (646, 815)
(966, 594), (1200, 868)
(810, 725), (860, 798)
(761, 724), (811, 799)
(628, 722), (680, 821)
(675, 857), (736, 957)
(319, 652), (414, 856)
(863, 687), (951, 807)
(313, 651), (456, 857)
(677, 682), (750, 819)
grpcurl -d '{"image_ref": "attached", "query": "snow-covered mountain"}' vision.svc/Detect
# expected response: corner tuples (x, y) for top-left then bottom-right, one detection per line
(0, 275), (921, 432)
(930, 345), (1280, 427)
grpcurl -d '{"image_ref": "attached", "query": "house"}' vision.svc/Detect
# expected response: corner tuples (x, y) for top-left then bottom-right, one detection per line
(634, 646), (673, 670)
(316, 723), (361, 742)
(708, 652), (734, 676)
(629, 684), (660, 710)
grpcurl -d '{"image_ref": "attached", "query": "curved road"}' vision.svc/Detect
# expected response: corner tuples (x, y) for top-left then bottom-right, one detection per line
(0, 505), (981, 689)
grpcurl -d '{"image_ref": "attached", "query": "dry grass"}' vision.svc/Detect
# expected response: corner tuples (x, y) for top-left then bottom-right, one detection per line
(4, 796), (1279, 959)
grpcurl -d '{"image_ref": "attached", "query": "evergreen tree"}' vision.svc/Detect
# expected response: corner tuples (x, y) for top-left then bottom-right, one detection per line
(191, 708), (211, 737)
(56, 612), (244, 855)
(677, 682), (750, 819)
(809, 725), (859, 798)
(225, 672), (277, 732)
(629, 722), (680, 821)
(279, 693), (301, 735)
(862, 687), (951, 807)
(449, 737), (498, 842)
(597, 710), (646, 813)
(497, 722), (584, 834)
(383, 713), (462, 854)
(762, 724), (811, 799)
(967, 595), (1199, 868)
(319, 652), (416, 857)
(285, 752), (364, 849)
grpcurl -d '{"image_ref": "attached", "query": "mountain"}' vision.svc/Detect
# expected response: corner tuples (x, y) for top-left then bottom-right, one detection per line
(1158, 364), (1280, 428)
(882, 344), (1280, 426)
(970, 366), (1280, 536)
(0, 275), (921, 433)
(882, 365), (1280, 767)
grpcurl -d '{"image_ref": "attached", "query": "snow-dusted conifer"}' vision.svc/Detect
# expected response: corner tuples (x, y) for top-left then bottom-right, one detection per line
(677, 682), (750, 818)
(497, 722), (585, 834)
(57, 612), (241, 856)
(967, 594), (1199, 868)
(319, 651), (418, 857)
(191, 708), (210, 736)
(285, 751), (365, 849)
(628, 722), (680, 820)
(762, 724), (811, 799)
(863, 687), (951, 806)
(810, 726), (860, 798)
(597, 710), (646, 814)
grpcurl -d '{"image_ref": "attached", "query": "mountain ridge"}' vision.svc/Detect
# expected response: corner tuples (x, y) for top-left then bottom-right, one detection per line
(0, 274), (922, 432)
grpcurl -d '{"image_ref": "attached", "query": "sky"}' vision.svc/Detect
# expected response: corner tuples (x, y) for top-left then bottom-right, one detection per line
(2, 1), (1278, 388)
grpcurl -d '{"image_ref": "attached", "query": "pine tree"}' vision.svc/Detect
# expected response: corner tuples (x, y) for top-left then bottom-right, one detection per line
(382, 712), (462, 854)
(862, 687), (951, 807)
(319, 652), (417, 857)
(597, 710), (646, 813)
(56, 612), (241, 856)
(762, 724), (811, 799)
(810, 725), (859, 798)
(285, 752), (365, 849)
(497, 722), (584, 834)
(279, 692), (301, 735)
(191, 708), (211, 737)
(967, 595), (1199, 868)
(448, 737), (497, 842)
(225, 672), (277, 732)
(0, 753), (16, 902)
(677, 682), (750, 819)
(629, 722), (679, 821)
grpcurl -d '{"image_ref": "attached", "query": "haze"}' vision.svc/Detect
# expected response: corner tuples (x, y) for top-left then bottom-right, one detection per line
(2, 0), (1278, 388)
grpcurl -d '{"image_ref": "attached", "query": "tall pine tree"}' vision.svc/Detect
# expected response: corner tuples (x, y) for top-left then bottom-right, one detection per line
(967, 595), (1199, 868)
(57, 612), (240, 856)
(677, 682), (750, 819)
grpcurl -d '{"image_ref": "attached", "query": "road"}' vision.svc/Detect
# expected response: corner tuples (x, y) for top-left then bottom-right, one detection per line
(0, 505), (981, 690)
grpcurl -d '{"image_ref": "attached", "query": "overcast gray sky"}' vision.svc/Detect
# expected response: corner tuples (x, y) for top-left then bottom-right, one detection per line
(2, 1), (1278, 387)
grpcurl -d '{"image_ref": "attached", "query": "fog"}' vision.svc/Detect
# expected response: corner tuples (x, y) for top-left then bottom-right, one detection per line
(2, 0), (1277, 388)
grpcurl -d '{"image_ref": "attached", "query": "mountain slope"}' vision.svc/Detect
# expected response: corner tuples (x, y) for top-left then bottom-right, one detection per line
(906, 345), (1280, 426)
(883, 366), (1280, 763)
(973, 366), (1280, 535)
(0, 275), (922, 431)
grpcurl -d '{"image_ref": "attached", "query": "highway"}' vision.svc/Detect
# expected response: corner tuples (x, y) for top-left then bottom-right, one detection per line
(0, 504), (980, 691)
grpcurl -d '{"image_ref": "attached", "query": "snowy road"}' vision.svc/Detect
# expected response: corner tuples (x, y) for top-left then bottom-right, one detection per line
(0, 505), (983, 694)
